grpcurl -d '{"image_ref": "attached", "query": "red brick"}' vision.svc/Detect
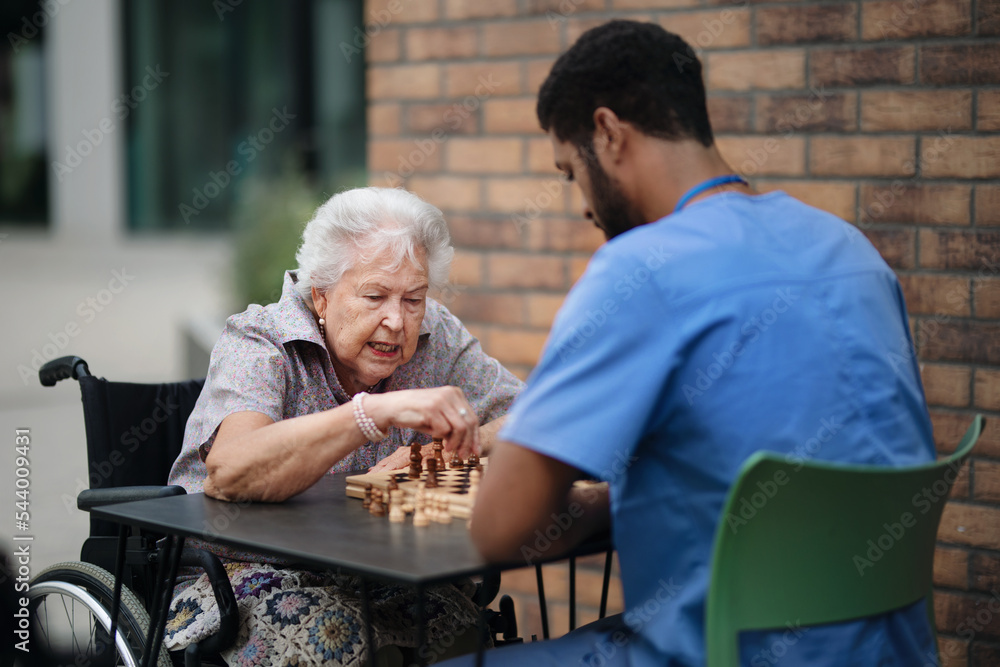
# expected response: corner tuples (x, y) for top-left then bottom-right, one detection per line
(368, 64), (441, 100)
(658, 8), (751, 49)
(919, 321), (1000, 366)
(971, 643), (1000, 666)
(448, 292), (525, 326)
(935, 545), (970, 589)
(447, 215), (524, 250)
(449, 250), (484, 287)
(810, 137), (916, 178)
(864, 228), (916, 269)
(405, 26), (478, 61)
(980, 0), (1000, 35)
(524, 0), (605, 14)
(446, 138), (523, 174)
(930, 410), (1000, 458)
(405, 103), (478, 135)
(973, 459), (1000, 503)
(569, 256), (591, 282)
(810, 46), (915, 87)
(921, 44), (1000, 85)
(368, 139), (442, 174)
(527, 217), (605, 253)
(899, 274), (970, 317)
(951, 462), (971, 500)
(940, 504), (1000, 551)
(366, 28), (401, 63)
(444, 62), (521, 98)
(756, 3), (857, 44)
(861, 90), (973, 132)
(935, 590), (1000, 638)
(707, 96), (752, 134)
(758, 180), (856, 222)
(490, 329), (551, 366)
(482, 21), (562, 57)
(483, 99), (544, 134)
(921, 363), (972, 408)
(862, 0), (972, 39)
(488, 253), (566, 290)
(974, 368), (1000, 412)
(526, 58), (557, 94)
(368, 103), (401, 136)
(756, 92), (857, 133)
(971, 552), (1000, 592)
(976, 186), (1000, 226)
(488, 177), (568, 215)
(367, 0), (438, 24)
(527, 137), (560, 175)
(407, 175), (481, 211)
(919, 230), (1000, 271)
(717, 136), (806, 177)
(922, 137), (1000, 179)
(859, 184), (971, 227)
(937, 636), (968, 667)
(707, 50), (806, 90)
(612, 0), (698, 8)
(527, 294), (567, 328)
(978, 90), (1000, 131)
(444, 0), (518, 20)
(974, 279), (1000, 319)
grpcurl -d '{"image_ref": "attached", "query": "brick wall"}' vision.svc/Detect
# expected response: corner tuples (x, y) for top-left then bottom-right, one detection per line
(364, 0), (1000, 661)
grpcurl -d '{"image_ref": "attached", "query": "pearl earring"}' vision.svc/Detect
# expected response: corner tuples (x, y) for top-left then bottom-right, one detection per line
(318, 317), (326, 339)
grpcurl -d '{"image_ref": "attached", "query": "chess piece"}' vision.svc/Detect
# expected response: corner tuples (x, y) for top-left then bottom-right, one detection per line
(389, 490), (405, 523)
(413, 494), (429, 527)
(438, 496), (452, 524)
(409, 442), (422, 479)
(387, 477), (399, 492)
(362, 483), (372, 509)
(469, 468), (481, 504)
(450, 451), (463, 469)
(467, 452), (479, 468)
(426, 457), (439, 488)
(369, 488), (385, 517)
(433, 438), (446, 471)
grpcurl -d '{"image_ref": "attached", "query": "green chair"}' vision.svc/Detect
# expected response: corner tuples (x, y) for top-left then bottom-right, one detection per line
(706, 415), (984, 666)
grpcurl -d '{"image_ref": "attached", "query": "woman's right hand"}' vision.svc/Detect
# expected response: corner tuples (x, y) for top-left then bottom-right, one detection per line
(362, 386), (480, 460)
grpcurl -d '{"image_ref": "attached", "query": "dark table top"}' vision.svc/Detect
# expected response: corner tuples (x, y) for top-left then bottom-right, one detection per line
(92, 472), (610, 586)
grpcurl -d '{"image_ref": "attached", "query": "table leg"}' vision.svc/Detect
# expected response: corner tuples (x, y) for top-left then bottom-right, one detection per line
(535, 564), (549, 640)
(360, 577), (377, 667)
(142, 534), (184, 667)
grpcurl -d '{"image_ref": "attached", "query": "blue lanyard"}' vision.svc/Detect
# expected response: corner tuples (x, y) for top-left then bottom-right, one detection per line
(673, 174), (748, 213)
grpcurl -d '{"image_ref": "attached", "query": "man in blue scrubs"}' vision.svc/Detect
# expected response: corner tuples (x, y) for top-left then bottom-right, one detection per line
(451, 20), (938, 666)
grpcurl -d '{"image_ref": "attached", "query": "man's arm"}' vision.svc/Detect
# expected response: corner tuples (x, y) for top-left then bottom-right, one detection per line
(471, 439), (610, 563)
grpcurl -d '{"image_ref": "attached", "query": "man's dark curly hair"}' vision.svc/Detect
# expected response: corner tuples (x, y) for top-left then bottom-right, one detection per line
(537, 20), (713, 151)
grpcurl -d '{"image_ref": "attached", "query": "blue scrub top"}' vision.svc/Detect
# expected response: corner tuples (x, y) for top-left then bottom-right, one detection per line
(501, 191), (938, 666)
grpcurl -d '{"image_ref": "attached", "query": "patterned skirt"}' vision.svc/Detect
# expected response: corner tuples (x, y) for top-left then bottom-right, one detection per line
(164, 562), (482, 666)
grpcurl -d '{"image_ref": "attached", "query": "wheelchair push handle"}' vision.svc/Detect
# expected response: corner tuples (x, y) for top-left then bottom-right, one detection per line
(39, 356), (91, 386)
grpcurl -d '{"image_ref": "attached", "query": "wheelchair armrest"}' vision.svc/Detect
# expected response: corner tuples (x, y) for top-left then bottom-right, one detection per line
(77, 485), (186, 511)
(39, 355), (91, 386)
(178, 547), (239, 654)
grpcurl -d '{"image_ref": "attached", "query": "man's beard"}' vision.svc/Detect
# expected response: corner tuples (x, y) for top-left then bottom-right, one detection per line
(585, 153), (647, 241)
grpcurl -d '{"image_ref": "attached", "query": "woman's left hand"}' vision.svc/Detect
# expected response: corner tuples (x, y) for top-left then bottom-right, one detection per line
(369, 443), (436, 473)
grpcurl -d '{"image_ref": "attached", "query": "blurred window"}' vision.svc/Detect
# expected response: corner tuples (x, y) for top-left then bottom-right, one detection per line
(0, 0), (49, 226)
(123, 0), (365, 231)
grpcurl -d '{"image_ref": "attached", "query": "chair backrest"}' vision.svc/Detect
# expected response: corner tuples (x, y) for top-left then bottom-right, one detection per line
(78, 375), (205, 537)
(705, 415), (983, 666)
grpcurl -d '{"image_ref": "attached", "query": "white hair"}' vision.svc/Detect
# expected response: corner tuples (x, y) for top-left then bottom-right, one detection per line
(295, 187), (454, 303)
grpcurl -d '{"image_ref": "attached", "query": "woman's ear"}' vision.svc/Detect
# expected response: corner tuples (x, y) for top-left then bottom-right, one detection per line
(311, 286), (328, 317)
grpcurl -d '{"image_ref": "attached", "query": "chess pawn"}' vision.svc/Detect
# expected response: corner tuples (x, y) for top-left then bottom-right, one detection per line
(389, 490), (405, 523)
(438, 496), (452, 524)
(409, 442), (422, 479)
(467, 452), (479, 468)
(450, 451), (463, 469)
(369, 488), (385, 517)
(468, 468), (481, 504)
(426, 457), (439, 488)
(413, 489), (430, 527)
(433, 438), (446, 471)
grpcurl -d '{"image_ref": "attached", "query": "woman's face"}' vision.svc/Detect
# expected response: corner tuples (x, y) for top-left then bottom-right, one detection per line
(313, 245), (429, 396)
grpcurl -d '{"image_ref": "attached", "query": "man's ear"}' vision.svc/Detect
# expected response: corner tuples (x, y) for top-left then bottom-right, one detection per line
(592, 107), (626, 164)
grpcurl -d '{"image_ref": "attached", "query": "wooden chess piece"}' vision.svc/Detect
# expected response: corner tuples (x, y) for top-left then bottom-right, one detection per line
(467, 452), (479, 468)
(369, 488), (385, 517)
(389, 490), (405, 523)
(426, 457), (439, 488)
(438, 496), (452, 524)
(433, 438), (446, 471)
(450, 450), (463, 469)
(387, 477), (399, 492)
(409, 442), (423, 479)
(362, 483), (372, 509)
(413, 489), (429, 527)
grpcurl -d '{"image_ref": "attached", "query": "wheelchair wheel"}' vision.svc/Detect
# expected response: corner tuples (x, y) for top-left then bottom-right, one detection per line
(30, 561), (171, 667)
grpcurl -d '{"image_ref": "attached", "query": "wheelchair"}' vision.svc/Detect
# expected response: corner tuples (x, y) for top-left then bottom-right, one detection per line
(30, 355), (521, 667)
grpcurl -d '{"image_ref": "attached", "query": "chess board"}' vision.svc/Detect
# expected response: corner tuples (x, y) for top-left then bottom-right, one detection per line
(346, 457), (487, 520)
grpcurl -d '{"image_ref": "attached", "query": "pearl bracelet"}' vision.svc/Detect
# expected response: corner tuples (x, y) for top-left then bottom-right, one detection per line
(352, 392), (388, 441)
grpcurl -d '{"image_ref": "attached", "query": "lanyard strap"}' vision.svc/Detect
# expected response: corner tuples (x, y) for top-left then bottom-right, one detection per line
(673, 174), (748, 213)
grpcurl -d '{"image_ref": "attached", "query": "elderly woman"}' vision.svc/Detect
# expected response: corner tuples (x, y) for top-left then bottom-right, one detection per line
(164, 187), (523, 666)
